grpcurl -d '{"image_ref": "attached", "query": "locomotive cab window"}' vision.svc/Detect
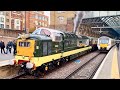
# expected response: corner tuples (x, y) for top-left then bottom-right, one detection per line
(19, 42), (30, 47)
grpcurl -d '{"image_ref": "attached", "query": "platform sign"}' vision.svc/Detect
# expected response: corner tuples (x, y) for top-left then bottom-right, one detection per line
(74, 60), (81, 63)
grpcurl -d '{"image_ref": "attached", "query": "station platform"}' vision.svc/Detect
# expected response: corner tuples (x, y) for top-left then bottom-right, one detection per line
(93, 45), (120, 79)
(0, 45), (120, 79)
(0, 48), (14, 67)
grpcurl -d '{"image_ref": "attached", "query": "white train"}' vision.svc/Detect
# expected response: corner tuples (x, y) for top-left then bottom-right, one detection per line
(97, 36), (116, 51)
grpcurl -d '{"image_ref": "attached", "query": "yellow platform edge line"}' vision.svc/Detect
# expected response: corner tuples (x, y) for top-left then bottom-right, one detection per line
(111, 47), (120, 79)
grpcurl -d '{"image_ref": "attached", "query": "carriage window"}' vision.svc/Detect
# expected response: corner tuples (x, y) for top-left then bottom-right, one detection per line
(71, 40), (73, 44)
(68, 41), (71, 45)
(43, 42), (48, 56)
(19, 42), (30, 47)
(48, 42), (52, 55)
(55, 36), (62, 41)
(65, 40), (69, 46)
(79, 41), (82, 43)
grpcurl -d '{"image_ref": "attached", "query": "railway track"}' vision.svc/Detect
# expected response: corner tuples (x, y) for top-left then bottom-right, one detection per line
(0, 65), (20, 79)
(65, 53), (107, 79)
(10, 51), (105, 79)
(5, 72), (25, 79)
(10, 69), (36, 79)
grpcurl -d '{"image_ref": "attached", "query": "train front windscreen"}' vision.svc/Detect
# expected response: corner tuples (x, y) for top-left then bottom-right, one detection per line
(99, 39), (109, 44)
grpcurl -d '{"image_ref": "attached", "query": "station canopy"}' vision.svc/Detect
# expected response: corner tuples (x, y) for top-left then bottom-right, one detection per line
(81, 15), (120, 39)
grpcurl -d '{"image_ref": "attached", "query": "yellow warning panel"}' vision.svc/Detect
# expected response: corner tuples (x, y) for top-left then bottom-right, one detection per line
(111, 47), (119, 79)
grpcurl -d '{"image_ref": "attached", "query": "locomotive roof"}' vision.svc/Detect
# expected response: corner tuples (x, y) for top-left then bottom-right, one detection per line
(99, 36), (111, 39)
(32, 27), (79, 36)
(17, 34), (52, 41)
(32, 27), (79, 39)
(32, 27), (64, 34)
(30, 34), (52, 40)
(80, 35), (89, 39)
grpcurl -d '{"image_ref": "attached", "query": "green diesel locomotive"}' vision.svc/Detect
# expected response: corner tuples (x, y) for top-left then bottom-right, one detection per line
(10, 28), (95, 74)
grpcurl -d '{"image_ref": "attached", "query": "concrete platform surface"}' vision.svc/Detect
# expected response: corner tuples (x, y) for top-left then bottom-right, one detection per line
(93, 45), (119, 79)
(0, 48), (15, 67)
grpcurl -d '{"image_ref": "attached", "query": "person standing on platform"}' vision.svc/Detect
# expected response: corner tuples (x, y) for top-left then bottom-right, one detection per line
(13, 40), (17, 55)
(5, 41), (12, 54)
(116, 42), (119, 50)
(1, 40), (5, 54)
(9, 40), (13, 48)
(0, 41), (2, 53)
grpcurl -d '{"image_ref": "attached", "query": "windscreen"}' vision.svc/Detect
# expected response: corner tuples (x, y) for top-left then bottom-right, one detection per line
(19, 42), (30, 47)
(99, 39), (109, 44)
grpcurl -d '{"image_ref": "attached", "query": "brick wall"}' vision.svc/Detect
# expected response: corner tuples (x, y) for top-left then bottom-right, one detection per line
(49, 24), (67, 32)
(0, 29), (24, 45)
(0, 36), (16, 45)
(0, 29), (24, 38)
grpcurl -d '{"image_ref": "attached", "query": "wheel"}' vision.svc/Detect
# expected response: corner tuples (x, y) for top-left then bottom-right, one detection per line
(57, 61), (60, 66)
(33, 70), (39, 78)
(18, 68), (25, 75)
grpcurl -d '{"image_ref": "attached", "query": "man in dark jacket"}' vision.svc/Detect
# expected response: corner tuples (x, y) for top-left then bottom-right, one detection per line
(6, 41), (12, 54)
(0, 40), (1, 47)
(1, 40), (5, 54)
(116, 42), (119, 50)
(9, 40), (13, 47)
(13, 40), (17, 55)
(0, 41), (2, 53)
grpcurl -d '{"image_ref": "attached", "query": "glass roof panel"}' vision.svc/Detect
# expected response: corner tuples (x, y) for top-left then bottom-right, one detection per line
(82, 13), (120, 38)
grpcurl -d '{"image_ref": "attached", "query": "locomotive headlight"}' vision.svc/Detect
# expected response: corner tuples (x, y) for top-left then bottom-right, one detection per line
(97, 45), (100, 49)
(9, 60), (16, 65)
(26, 62), (33, 69)
(107, 46), (110, 50)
